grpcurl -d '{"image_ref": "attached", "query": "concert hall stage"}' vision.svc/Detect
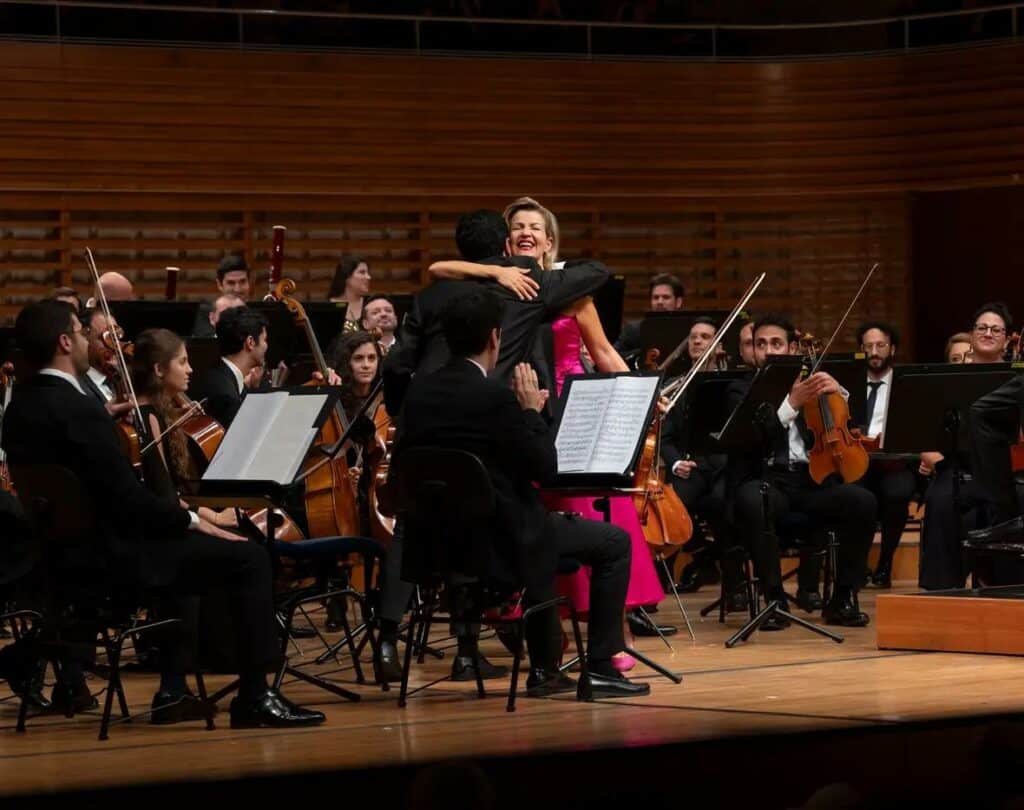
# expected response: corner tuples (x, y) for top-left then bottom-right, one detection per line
(4, 584), (1024, 809)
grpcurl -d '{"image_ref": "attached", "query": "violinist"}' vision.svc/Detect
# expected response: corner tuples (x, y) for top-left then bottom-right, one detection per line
(737, 320), (756, 368)
(51, 286), (81, 313)
(85, 271), (134, 308)
(613, 273), (685, 358)
(79, 306), (135, 420)
(2, 301), (324, 728)
(919, 303), (1012, 590)
(726, 315), (876, 628)
(685, 316), (725, 372)
(855, 322), (916, 589)
(946, 332), (974, 364)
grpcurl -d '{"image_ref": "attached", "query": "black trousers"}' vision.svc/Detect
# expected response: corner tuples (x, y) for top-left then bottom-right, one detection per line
(970, 375), (1024, 524)
(671, 466), (729, 549)
(732, 468), (877, 592)
(152, 532), (280, 681)
(378, 514), (631, 668)
(919, 466), (988, 591)
(857, 460), (916, 571)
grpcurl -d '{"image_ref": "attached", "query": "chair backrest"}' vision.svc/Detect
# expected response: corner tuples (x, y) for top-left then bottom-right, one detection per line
(390, 447), (497, 583)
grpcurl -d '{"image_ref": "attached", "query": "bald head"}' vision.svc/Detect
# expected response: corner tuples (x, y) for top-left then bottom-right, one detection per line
(98, 272), (134, 302)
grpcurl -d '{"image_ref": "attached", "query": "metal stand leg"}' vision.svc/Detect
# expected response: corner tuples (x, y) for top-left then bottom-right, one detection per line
(656, 555), (694, 641)
(725, 600), (844, 648)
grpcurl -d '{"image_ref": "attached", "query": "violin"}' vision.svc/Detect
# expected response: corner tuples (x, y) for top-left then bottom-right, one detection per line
(365, 390), (396, 545)
(173, 392), (226, 472)
(795, 263), (879, 486)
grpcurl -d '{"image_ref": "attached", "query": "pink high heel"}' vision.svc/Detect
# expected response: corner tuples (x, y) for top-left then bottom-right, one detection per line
(612, 652), (636, 672)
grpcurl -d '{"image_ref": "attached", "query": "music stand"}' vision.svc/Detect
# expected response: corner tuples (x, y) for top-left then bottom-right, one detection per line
(883, 363), (1020, 576)
(712, 360), (846, 646)
(246, 301), (301, 369)
(638, 311), (733, 377)
(185, 337), (221, 380)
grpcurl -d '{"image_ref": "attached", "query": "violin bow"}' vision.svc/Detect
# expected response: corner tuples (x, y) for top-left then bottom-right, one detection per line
(85, 248), (145, 430)
(809, 262), (880, 375)
(138, 398), (206, 456)
(661, 272), (766, 415)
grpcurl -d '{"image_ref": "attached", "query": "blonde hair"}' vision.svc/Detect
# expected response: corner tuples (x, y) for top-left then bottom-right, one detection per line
(503, 196), (560, 270)
(945, 331), (973, 362)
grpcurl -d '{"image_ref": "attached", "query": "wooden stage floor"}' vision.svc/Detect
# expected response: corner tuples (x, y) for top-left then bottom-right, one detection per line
(3, 582), (1024, 806)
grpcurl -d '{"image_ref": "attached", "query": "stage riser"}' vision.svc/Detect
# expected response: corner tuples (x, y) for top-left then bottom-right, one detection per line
(878, 593), (1024, 655)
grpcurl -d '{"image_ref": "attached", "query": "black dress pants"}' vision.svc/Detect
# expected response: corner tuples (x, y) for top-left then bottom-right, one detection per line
(732, 467), (876, 592)
(858, 460), (916, 570)
(919, 466), (988, 591)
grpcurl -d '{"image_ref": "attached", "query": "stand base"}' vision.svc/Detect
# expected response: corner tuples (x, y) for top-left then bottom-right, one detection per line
(725, 600), (844, 648)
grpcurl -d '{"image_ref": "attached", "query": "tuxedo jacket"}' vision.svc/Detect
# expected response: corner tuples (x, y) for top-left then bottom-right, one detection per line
(383, 256), (608, 416)
(394, 358), (557, 591)
(2, 374), (191, 584)
(189, 360), (242, 429)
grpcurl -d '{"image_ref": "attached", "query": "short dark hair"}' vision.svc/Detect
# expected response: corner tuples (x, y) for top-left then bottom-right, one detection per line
(361, 294), (394, 318)
(440, 289), (505, 358)
(15, 300), (76, 368)
(455, 210), (509, 262)
(690, 315), (717, 332)
(856, 321), (900, 347)
(649, 273), (685, 300)
(972, 301), (1013, 333)
(217, 254), (249, 283)
(216, 305), (268, 356)
(51, 286), (81, 312)
(753, 314), (797, 345)
(328, 257), (367, 299)
(80, 305), (104, 331)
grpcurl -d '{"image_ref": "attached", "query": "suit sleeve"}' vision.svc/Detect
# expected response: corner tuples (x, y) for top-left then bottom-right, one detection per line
(660, 405), (687, 472)
(204, 377), (241, 429)
(383, 296), (424, 416)
(491, 387), (557, 486)
(537, 259), (609, 315)
(67, 400), (191, 540)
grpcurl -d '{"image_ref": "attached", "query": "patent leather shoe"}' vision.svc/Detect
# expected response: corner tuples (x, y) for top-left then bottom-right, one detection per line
(578, 670), (651, 700)
(967, 516), (1024, 546)
(50, 681), (98, 714)
(626, 608), (677, 638)
(229, 689), (325, 729)
(451, 653), (508, 682)
(525, 668), (577, 697)
(151, 691), (216, 725)
(676, 561), (720, 594)
(376, 639), (403, 683)
(795, 589), (823, 613)
(823, 590), (870, 627)
(869, 564), (892, 589)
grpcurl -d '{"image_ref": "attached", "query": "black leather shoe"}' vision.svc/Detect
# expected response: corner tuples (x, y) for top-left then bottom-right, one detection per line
(451, 654), (508, 682)
(626, 608), (678, 638)
(50, 682), (98, 714)
(967, 516), (1024, 545)
(151, 691), (217, 725)
(525, 668), (577, 697)
(288, 624), (318, 639)
(869, 565), (892, 589)
(795, 589), (823, 613)
(677, 561), (720, 594)
(578, 670), (651, 700)
(823, 590), (870, 627)
(229, 689), (326, 729)
(377, 639), (402, 683)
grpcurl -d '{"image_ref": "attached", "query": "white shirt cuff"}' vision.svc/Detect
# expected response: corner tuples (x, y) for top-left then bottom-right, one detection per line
(778, 397), (800, 427)
(188, 511), (200, 529)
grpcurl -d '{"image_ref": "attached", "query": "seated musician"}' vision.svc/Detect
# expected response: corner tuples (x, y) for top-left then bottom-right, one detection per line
(360, 295), (400, 356)
(919, 303), (1012, 590)
(51, 286), (81, 313)
(79, 306), (135, 420)
(946, 331), (974, 364)
(855, 321), (916, 589)
(395, 289), (648, 699)
(737, 320), (756, 369)
(660, 318), (733, 599)
(726, 315), (876, 629)
(85, 272), (134, 308)
(189, 305), (268, 428)
(613, 273), (685, 361)
(2, 301), (325, 728)
(193, 255), (252, 337)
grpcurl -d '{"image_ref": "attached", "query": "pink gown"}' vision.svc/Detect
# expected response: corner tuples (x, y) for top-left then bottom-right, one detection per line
(541, 315), (664, 613)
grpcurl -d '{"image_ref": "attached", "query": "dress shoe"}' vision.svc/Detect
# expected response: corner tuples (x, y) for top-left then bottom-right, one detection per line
(450, 653), (508, 682)
(578, 670), (651, 700)
(229, 689), (325, 729)
(525, 668), (577, 697)
(795, 589), (823, 613)
(967, 516), (1024, 545)
(676, 561), (720, 593)
(626, 608), (678, 638)
(823, 590), (870, 628)
(376, 639), (403, 683)
(725, 590), (749, 613)
(288, 624), (318, 639)
(151, 690), (217, 725)
(869, 565), (893, 589)
(50, 682), (98, 714)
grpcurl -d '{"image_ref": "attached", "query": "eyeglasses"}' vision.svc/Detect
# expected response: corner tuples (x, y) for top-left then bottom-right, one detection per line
(861, 341), (890, 351)
(973, 324), (1006, 335)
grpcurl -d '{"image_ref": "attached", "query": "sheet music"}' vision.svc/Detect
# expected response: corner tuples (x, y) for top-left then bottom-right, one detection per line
(204, 392), (287, 481)
(555, 375), (659, 475)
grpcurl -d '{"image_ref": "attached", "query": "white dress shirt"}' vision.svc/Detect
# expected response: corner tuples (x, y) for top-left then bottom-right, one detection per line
(86, 366), (114, 402)
(467, 358), (488, 378)
(777, 386), (850, 465)
(40, 367), (86, 396)
(866, 369), (893, 440)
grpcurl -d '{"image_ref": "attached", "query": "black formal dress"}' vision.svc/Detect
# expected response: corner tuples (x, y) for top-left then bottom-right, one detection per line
(2, 374), (279, 681)
(394, 358), (631, 667)
(189, 358), (243, 429)
(724, 376), (877, 597)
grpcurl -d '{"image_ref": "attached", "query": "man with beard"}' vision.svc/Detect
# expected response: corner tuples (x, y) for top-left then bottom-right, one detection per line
(855, 322), (916, 588)
(613, 273), (685, 359)
(361, 294), (400, 355)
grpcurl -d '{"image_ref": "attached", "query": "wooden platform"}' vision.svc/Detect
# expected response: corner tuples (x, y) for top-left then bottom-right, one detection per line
(4, 580), (1024, 808)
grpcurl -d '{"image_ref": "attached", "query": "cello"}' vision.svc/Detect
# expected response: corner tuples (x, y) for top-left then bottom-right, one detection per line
(0, 360), (14, 492)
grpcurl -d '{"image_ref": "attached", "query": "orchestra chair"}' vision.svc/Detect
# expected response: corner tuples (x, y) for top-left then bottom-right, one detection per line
(9, 463), (214, 741)
(390, 447), (587, 713)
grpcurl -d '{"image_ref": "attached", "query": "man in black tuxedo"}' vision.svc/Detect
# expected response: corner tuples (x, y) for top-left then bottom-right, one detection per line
(189, 305), (268, 428)
(725, 315), (876, 629)
(613, 273), (686, 363)
(1, 300), (324, 728)
(395, 289), (647, 698)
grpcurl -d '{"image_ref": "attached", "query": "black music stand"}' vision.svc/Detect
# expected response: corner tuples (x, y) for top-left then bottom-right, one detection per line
(713, 361), (845, 647)
(108, 301), (200, 340)
(188, 384), (371, 705)
(883, 363), (1019, 580)
(638, 311), (733, 377)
